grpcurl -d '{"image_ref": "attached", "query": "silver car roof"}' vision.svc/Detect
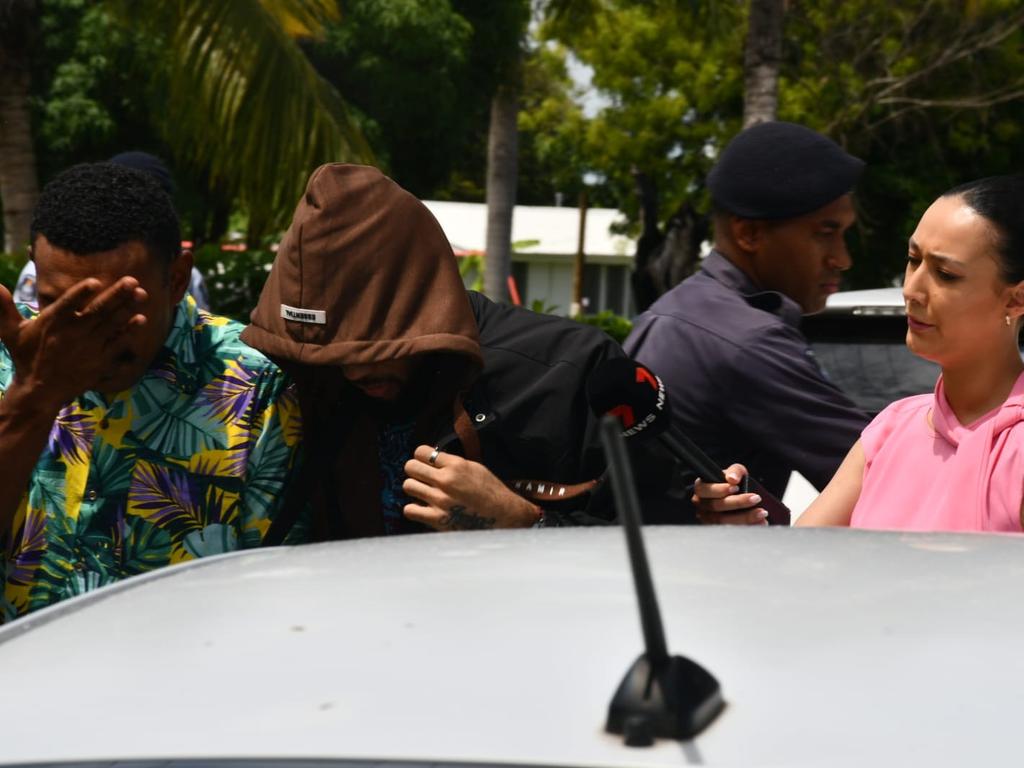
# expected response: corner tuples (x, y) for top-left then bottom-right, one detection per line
(821, 286), (905, 314)
(2, 526), (1022, 767)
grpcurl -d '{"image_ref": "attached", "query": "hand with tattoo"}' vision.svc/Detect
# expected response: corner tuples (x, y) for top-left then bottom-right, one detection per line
(402, 445), (541, 531)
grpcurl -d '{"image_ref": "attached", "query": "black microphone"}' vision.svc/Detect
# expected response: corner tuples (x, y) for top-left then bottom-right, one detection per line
(586, 357), (791, 526)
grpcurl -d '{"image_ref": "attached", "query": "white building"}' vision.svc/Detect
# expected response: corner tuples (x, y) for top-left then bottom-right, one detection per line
(422, 200), (637, 317)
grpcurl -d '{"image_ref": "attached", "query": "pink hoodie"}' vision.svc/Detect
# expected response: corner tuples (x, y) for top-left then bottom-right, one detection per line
(851, 372), (1024, 532)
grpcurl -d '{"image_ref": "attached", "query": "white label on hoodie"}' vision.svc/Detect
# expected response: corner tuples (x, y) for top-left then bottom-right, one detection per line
(280, 304), (327, 324)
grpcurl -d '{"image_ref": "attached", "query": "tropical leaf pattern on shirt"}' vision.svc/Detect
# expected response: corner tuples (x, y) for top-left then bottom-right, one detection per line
(129, 462), (205, 531)
(196, 359), (258, 427)
(129, 378), (230, 458)
(47, 407), (97, 465)
(0, 298), (304, 621)
(4, 506), (48, 588)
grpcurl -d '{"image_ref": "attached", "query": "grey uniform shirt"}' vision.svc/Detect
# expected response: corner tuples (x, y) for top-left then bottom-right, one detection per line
(623, 251), (869, 504)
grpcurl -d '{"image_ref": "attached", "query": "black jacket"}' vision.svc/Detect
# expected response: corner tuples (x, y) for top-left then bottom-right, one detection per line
(443, 292), (683, 526)
(264, 292), (686, 544)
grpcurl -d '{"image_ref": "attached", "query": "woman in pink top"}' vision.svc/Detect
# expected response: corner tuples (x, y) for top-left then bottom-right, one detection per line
(698, 175), (1024, 531)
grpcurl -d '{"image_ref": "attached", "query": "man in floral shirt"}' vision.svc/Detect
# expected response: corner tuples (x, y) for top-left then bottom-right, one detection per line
(0, 162), (303, 621)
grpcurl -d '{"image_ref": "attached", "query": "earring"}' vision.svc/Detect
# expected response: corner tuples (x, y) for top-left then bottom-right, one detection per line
(1007, 315), (1013, 327)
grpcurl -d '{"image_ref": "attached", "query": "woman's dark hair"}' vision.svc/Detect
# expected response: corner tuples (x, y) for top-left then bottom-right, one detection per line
(30, 162), (181, 266)
(943, 175), (1024, 283)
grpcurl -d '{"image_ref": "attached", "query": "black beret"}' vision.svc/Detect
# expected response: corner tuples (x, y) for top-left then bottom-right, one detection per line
(109, 151), (175, 195)
(707, 121), (864, 220)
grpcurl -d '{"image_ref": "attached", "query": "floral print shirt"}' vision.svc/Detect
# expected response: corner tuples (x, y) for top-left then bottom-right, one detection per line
(0, 298), (303, 621)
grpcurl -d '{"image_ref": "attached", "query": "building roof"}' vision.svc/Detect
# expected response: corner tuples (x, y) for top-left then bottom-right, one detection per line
(422, 200), (635, 259)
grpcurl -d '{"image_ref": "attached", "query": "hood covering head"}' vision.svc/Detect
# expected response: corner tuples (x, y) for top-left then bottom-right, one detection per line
(243, 165), (484, 542)
(242, 163), (482, 370)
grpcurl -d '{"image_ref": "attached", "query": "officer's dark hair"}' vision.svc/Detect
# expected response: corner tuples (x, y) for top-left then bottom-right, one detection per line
(944, 175), (1024, 284)
(30, 162), (181, 267)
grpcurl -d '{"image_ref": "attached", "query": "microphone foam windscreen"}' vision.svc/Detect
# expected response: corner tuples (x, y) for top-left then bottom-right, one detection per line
(586, 357), (671, 439)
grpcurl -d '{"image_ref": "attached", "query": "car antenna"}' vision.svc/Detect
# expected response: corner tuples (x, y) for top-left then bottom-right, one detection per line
(598, 414), (725, 747)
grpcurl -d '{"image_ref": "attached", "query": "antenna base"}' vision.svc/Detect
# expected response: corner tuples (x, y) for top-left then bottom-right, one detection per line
(605, 653), (725, 745)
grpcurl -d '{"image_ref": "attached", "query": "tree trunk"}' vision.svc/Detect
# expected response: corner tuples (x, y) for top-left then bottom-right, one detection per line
(570, 188), (587, 317)
(483, 84), (519, 303)
(630, 168), (663, 313)
(742, 0), (785, 128)
(0, 44), (39, 255)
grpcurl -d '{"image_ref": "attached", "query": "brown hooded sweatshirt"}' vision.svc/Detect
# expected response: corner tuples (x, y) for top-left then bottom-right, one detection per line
(242, 164), (485, 539)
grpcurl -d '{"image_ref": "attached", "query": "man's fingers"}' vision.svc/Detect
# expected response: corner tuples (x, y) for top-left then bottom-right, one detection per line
(46, 278), (104, 320)
(403, 502), (448, 530)
(404, 457), (441, 484)
(77, 277), (144, 321)
(402, 477), (447, 508)
(94, 287), (148, 334)
(0, 285), (24, 339)
(412, 444), (455, 468)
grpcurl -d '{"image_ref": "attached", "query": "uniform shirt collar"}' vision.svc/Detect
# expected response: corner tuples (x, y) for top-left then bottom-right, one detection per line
(701, 250), (804, 329)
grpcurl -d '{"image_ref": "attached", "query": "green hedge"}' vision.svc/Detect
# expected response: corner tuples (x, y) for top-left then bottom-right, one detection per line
(571, 310), (633, 345)
(192, 245), (275, 323)
(0, 253), (28, 293)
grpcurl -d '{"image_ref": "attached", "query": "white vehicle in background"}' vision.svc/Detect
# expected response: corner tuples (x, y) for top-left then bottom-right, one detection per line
(2, 523), (1023, 767)
(785, 287), (937, 517)
(805, 287), (937, 415)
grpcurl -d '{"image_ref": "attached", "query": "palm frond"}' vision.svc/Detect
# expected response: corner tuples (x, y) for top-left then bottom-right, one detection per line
(109, 0), (371, 236)
(261, 0), (339, 37)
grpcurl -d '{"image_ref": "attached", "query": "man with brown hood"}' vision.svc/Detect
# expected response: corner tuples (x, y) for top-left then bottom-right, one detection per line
(242, 164), (674, 540)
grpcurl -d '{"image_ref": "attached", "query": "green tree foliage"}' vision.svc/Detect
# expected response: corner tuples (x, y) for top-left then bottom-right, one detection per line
(536, 2), (745, 224)
(781, 0), (1024, 287)
(113, 0), (372, 239)
(535, 0), (1024, 288)
(192, 245), (276, 322)
(306, 0), (473, 196)
(0, 253), (28, 292)
(516, 44), (611, 207)
(34, 2), (157, 158)
(9, 0), (370, 246)
(28, 1), (233, 244)
(30, 2), (167, 180)
(306, 0), (533, 204)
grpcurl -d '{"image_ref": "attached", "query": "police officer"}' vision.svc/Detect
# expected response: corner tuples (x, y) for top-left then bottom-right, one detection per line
(624, 121), (870, 523)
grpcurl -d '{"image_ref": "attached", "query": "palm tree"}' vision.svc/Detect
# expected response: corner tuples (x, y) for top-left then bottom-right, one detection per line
(547, 0), (785, 127)
(483, 78), (521, 303)
(124, 0), (371, 238)
(742, 0), (785, 127)
(0, 0), (39, 254)
(463, 0), (529, 304)
(0, 0), (370, 253)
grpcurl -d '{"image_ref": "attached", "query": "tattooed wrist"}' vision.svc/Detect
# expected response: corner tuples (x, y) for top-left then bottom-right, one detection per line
(441, 505), (496, 530)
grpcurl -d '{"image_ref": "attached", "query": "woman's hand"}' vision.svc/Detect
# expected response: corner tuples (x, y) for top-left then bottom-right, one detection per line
(692, 463), (769, 525)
